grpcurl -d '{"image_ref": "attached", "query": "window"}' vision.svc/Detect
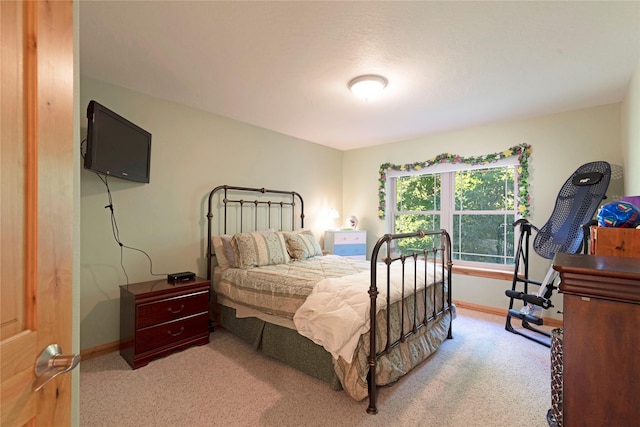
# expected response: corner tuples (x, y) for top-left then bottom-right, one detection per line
(378, 145), (531, 270)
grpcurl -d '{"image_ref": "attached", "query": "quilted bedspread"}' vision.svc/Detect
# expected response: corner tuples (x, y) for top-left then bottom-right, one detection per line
(335, 284), (453, 400)
(294, 260), (443, 363)
(213, 254), (369, 319)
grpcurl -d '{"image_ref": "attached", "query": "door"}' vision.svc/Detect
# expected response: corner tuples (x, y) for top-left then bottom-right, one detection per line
(1, 1), (74, 425)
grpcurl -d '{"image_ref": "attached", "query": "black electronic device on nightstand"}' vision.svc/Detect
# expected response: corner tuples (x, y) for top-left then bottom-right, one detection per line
(167, 271), (196, 283)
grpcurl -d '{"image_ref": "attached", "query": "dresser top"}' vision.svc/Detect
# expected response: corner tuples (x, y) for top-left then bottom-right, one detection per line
(554, 253), (640, 304)
(553, 253), (640, 276)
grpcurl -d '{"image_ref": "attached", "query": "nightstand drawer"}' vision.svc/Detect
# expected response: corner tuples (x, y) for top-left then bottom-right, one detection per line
(334, 243), (366, 256)
(334, 232), (366, 244)
(136, 312), (208, 353)
(137, 290), (209, 328)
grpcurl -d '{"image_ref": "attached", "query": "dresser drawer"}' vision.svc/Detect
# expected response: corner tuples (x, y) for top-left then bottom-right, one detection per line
(136, 312), (208, 353)
(334, 243), (366, 257)
(137, 290), (209, 328)
(334, 232), (366, 244)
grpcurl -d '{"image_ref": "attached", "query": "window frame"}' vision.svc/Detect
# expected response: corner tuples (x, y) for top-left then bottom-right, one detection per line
(379, 144), (532, 272)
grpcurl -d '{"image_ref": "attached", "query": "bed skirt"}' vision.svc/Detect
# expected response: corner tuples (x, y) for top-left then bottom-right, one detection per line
(335, 308), (453, 401)
(218, 304), (343, 391)
(217, 302), (454, 400)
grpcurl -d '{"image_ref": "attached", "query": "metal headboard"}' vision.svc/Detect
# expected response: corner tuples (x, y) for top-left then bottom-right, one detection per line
(206, 185), (304, 280)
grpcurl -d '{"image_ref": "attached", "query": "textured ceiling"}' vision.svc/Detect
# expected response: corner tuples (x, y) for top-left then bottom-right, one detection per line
(79, 1), (640, 151)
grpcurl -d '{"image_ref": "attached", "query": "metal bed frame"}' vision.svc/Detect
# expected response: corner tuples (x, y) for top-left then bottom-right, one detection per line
(367, 230), (453, 414)
(205, 185), (454, 414)
(206, 185), (304, 281)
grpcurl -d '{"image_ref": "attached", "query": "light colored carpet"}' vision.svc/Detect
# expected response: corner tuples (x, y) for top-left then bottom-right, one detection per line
(80, 308), (553, 426)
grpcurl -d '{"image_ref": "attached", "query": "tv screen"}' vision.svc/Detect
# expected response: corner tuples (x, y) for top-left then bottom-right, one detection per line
(84, 100), (151, 183)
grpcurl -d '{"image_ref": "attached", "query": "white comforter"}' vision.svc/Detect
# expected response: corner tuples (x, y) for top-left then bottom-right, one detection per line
(293, 259), (442, 363)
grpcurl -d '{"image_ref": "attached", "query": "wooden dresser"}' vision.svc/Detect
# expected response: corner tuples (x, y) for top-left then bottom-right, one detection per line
(120, 277), (210, 369)
(553, 253), (640, 426)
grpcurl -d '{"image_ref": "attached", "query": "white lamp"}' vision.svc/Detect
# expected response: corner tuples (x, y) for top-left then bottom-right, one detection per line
(348, 75), (388, 101)
(328, 208), (340, 229)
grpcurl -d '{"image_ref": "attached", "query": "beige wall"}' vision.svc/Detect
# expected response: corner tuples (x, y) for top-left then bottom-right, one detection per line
(79, 77), (344, 350)
(80, 75), (631, 349)
(622, 58), (640, 195)
(343, 103), (624, 318)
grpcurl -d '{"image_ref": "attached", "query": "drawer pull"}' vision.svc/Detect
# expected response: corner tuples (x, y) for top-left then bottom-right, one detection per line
(167, 327), (185, 337)
(167, 304), (185, 314)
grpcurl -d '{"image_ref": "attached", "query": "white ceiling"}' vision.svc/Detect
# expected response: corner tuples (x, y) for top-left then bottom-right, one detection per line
(79, 1), (640, 151)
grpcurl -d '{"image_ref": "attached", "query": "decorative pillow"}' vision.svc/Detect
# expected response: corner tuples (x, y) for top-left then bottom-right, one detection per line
(233, 231), (290, 268)
(283, 230), (323, 259)
(212, 235), (237, 269)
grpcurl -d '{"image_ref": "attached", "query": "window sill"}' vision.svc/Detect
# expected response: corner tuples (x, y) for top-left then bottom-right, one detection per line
(452, 265), (517, 281)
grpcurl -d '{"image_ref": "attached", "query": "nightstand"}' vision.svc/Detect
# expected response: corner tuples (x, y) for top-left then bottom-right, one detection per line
(324, 230), (367, 259)
(119, 277), (210, 369)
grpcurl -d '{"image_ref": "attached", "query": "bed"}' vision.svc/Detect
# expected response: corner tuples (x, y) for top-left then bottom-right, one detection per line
(206, 185), (454, 414)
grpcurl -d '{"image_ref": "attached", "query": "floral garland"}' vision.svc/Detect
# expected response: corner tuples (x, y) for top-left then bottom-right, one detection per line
(378, 143), (532, 219)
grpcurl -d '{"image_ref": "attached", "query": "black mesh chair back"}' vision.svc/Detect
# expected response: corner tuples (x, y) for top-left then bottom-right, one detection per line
(533, 161), (611, 259)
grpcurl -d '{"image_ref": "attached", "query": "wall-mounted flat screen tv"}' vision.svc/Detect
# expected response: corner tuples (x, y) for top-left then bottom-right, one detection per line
(84, 100), (152, 183)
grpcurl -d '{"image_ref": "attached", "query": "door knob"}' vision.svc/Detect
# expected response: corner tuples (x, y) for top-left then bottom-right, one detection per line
(33, 344), (81, 391)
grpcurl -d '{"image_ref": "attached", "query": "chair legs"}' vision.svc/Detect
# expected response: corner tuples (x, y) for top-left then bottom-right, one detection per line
(505, 273), (555, 347)
(504, 220), (554, 347)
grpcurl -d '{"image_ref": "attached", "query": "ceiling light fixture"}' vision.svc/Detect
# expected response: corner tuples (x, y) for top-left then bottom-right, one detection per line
(348, 74), (388, 101)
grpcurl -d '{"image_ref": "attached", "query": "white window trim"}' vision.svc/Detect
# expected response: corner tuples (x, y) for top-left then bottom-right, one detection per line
(387, 157), (520, 271)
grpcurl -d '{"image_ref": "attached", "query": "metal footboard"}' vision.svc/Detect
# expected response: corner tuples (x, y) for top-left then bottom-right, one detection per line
(367, 229), (453, 414)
